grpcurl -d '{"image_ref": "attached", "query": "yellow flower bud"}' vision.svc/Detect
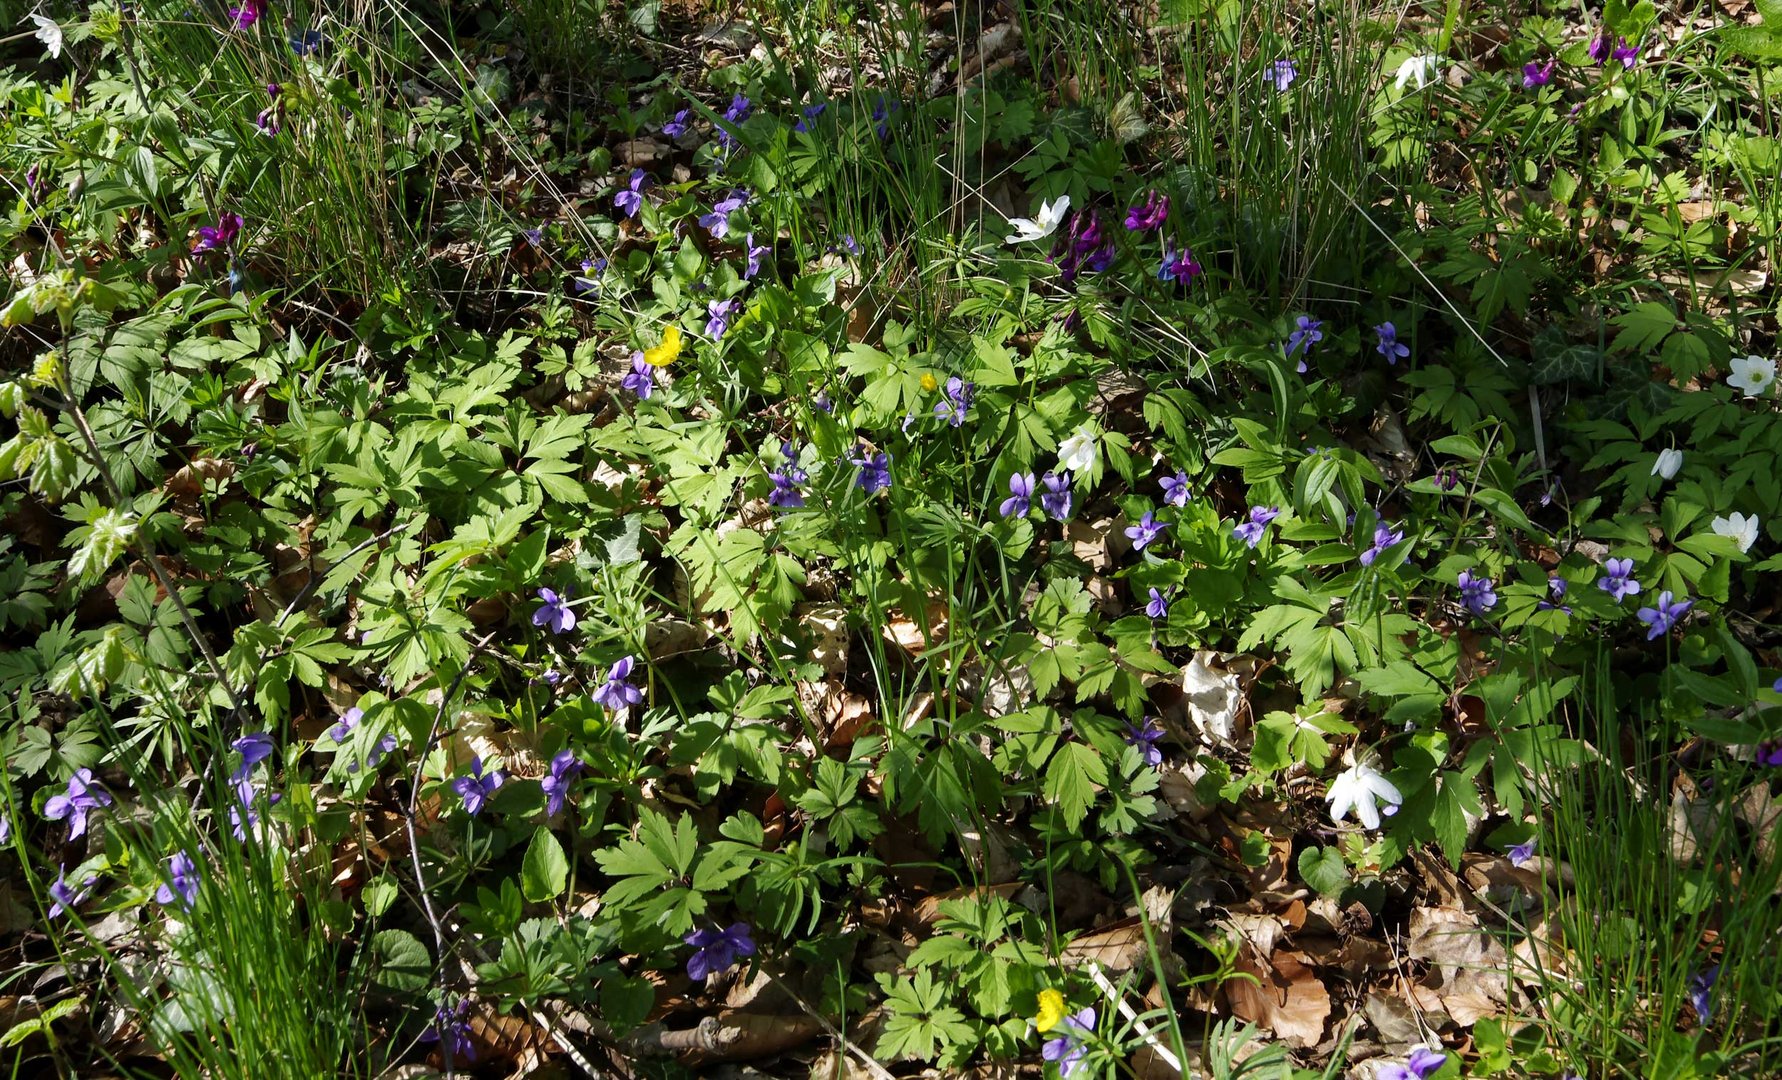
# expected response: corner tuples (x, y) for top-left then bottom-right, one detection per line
(643, 325), (683, 368)
(920, 372), (938, 393)
(1033, 988), (1066, 1033)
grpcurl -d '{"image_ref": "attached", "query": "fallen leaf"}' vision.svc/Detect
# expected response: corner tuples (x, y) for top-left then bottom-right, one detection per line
(1222, 946), (1332, 1047)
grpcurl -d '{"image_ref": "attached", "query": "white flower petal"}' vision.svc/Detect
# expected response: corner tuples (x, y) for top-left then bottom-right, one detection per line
(29, 14), (63, 59)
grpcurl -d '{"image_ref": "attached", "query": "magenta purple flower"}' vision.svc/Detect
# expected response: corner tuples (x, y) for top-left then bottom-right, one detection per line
(1636, 590), (1692, 639)
(1157, 243), (1203, 285)
(44, 768), (112, 840)
(686, 922), (757, 980)
(452, 755), (505, 817)
(1457, 570), (1498, 615)
(255, 83), (283, 134)
(155, 850), (201, 908)
(192, 212), (243, 254)
(1039, 472), (1073, 521)
(1374, 322), (1409, 364)
(1612, 37), (1640, 69)
(1053, 210), (1115, 284)
(1124, 190), (1169, 232)
(1124, 510), (1168, 552)
(1001, 472), (1035, 518)
(533, 587), (577, 634)
(540, 750), (585, 817)
(593, 655), (644, 710)
(1522, 60), (1555, 88)
(229, 0), (266, 29)
(614, 168), (647, 219)
(1597, 557), (1640, 603)
(1233, 505), (1280, 548)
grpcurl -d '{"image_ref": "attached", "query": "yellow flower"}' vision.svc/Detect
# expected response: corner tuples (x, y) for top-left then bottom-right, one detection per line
(643, 325), (683, 368)
(919, 372), (938, 393)
(1033, 989), (1067, 1033)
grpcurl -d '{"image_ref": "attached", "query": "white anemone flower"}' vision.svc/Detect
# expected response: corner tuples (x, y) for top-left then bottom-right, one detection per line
(1727, 355), (1777, 399)
(1652, 448), (1683, 480)
(29, 15), (63, 59)
(1057, 425), (1099, 473)
(1394, 54), (1442, 92)
(1327, 761), (1402, 831)
(1005, 195), (1070, 245)
(1712, 512), (1760, 554)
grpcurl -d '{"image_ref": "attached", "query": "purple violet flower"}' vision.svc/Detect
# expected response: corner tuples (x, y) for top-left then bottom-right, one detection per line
(1598, 557), (1640, 603)
(421, 999), (477, 1062)
(229, 0), (266, 29)
(1268, 59), (1298, 91)
(793, 102), (827, 133)
(1160, 471), (1192, 507)
(744, 233), (769, 279)
(593, 656), (645, 711)
(686, 922), (757, 980)
(1637, 590), (1693, 640)
(1379, 1049), (1448, 1080)
(768, 442), (808, 509)
(843, 234), (862, 256)
(614, 168), (647, 219)
(1523, 60), (1555, 88)
(192, 212), (243, 254)
(1458, 570), (1499, 615)
(1039, 472), (1073, 521)
(47, 866), (95, 919)
(1157, 243), (1202, 285)
(935, 377), (975, 427)
(1124, 511), (1168, 552)
(540, 750), (584, 817)
(1374, 322), (1410, 364)
(573, 257), (606, 297)
(706, 297), (738, 339)
(231, 733), (275, 782)
(1145, 588), (1170, 620)
(44, 768), (112, 840)
(1612, 37), (1640, 69)
(1001, 473), (1035, 518)
(255, 83), (283, 134)
(1285, 315), (1323, 373)
(622, 353), (655, 399)
(871, 95), (898, 139)
(662, 109), (691, 138)
(155, 850), (201, 908)
(699, 189), (749, 239)
(1041, 1006), (1096, 1078)
(1233, 505), (1280, 548)
(452, 756), (505, 817)
(1588, 35), (1610, 64)
(1537, 576), (1572, 613)
(1691, 965), (1719, 1024)
(1359, 522), (1404, 566)
(714, 93), (751, 149)
(1124, 190), (1169, 232)
(533, 587), (577, 634)
(228, 777), (280, 841)
(1507, 838), (1537, 867)
(289, 28), (324, 56)
(852, 448), (892, 494)
(1125, 718), (1166, 766)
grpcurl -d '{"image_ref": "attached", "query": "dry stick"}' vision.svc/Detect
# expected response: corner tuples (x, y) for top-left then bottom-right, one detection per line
(1085, 962), (1189, 1077)
(403, 631), (497, 1080)
(758, 967), (898, 1080)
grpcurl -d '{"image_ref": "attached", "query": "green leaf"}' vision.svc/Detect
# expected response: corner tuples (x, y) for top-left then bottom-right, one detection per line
(370, 929), (432, 992)
(1043, 741), (1108, 830)
(521, 826), (570, 902)
(1298, 846), (1350, 896)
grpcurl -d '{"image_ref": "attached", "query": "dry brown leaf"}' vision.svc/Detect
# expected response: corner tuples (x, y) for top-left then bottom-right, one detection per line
(1222, 946), (1332, 1048)
(1059, 918), (1151, 974)
(909, 883), (1024, 928)
(797, 603), (852, 675)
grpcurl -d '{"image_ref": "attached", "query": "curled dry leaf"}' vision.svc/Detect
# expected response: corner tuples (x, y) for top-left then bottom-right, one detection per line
(1222, 944), (1332, 1048)
(797, 602), (851, 675)
(1180, 651), (1250, 746)
(1403, 905), (1509, 1027)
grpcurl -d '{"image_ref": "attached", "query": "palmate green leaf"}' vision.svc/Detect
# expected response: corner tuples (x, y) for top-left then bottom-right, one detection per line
(1043, 741), (1108, 830)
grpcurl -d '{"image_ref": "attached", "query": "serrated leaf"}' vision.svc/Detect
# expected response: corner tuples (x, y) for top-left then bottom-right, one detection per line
(1043, 741), (1108, 830)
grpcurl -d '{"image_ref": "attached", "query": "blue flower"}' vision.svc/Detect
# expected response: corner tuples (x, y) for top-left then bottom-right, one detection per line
(745, 233), (770, 279)
(421, 999), (476, 1063)
(1125, 718), (1166, 765)
(768, 442), (808, 509)
(793, 102), (827, 132)
(699, 189), (750, 239)
(230, 733), (276, 782)
(622, 353), (655, 399)
(662, 108), (691, 138)
(686, 922), (756, 980)
(714, 93), (751, 149)
(1160, 471), (1191, 506)
(706, 297), (738, 339)
(1285, 315), (1323, 373)
(452, 756), (505, 817)
(593, 656), (645, 710)
(1233, 505), (1280, 548)
(44, 768), (112, 839)
(1636, 590), (1693, 640)
(1040, 1006), (1095, 1078)
(1124, 510), (1168, 552)
(540, 750), (585, 818)
(1536, 576), (1572, 613)
(1457, 570), (1498, 615)
(1507, 837), (1537, 867)
(614, 168), (647, 219)
(1379, 1049), (1447, 1080)
(1359, 522), (1404, 566)
(1374, 321), (1410, 364)
(1039, 472), (1073, 521)
(573, 257), (606, 297)
(155, 850), (201, 909)
(289, 29), (324, 56)
(1598, 557), (1640, 603)
(1691, 964), (1719, 1024)
(1145, 588), (1170, 620)
(47, 866), (94, 919)
(1268, 58), (1298, 91)
(935, 377), (975, 427)
(532, 587), (577, 634)
(852, 448), (892, 494)
(1000, 473), (1035, 518)
(1157, 242), (1202, 285)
